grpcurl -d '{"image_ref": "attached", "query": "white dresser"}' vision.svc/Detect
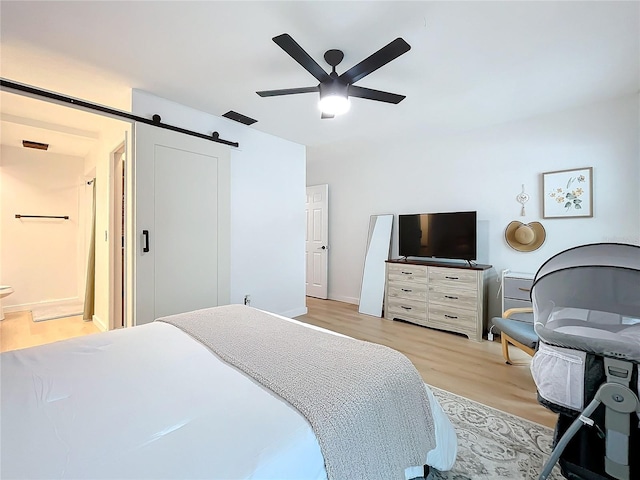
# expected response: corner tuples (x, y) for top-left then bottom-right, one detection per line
(385, 260), (492, 342)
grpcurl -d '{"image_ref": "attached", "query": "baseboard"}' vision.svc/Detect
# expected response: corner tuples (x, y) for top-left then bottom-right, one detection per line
(328, 294), (359, 305)
(281, 306), (308, 318)
(92, 314), (108, 332)
(3, 296), (82, 314)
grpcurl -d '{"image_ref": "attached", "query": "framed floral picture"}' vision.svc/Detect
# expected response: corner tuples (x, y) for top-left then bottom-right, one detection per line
(542, 167), (593, 218)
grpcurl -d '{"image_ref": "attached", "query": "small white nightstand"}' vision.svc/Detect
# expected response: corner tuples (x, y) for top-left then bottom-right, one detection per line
(501, 271), (534, 315)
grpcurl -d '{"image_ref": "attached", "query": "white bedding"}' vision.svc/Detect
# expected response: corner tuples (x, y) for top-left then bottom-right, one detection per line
(1, 311), (456, 479)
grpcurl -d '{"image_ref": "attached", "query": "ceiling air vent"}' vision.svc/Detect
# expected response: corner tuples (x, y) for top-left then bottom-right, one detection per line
(22, 140), (49, 151)
(222, 111), (257, 126)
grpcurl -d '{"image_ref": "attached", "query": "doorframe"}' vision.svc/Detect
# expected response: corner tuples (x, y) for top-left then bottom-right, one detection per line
(109, 143), (126, 330)
(305, 184), (329, 299)
(3, 85), (137, 331)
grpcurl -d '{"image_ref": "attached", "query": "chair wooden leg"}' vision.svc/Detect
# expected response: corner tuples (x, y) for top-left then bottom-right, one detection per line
(502, 333), (536, 365)
(501, 335), (512, 365)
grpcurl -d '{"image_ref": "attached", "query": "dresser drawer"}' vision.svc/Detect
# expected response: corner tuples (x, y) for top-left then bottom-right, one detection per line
(387, 281), (428, 302)
(504, 277), (533, 301)
(386, 298), (428, 325)
(387, 263), (428, 281)
(428, 284), (477, 311)
(428, 267), (477, 291)
(428, 303), (477, 328)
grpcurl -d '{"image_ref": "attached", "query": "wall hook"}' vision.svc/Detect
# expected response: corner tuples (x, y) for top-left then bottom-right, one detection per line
(516, 184), (530, 216)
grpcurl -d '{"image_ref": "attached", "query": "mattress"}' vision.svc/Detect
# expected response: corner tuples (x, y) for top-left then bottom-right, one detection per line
(1, 310), (456, 479)
(539, 307), (640, 362)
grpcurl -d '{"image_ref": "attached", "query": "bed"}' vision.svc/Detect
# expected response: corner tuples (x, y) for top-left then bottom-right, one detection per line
(1, 305), (457, 479)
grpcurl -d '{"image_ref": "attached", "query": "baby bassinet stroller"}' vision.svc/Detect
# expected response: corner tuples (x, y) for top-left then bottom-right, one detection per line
(530, 243), (640, 480)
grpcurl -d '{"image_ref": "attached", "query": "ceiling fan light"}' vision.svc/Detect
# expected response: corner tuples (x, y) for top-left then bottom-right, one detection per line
(318, 94), (351, 116)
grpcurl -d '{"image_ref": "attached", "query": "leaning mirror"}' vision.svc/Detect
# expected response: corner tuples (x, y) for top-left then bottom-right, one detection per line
(358, 214), (393, 317)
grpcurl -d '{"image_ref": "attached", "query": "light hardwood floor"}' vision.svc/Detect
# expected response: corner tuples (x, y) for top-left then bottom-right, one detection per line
(0, 310), (101, 353)
(1, 299), (556, 428)
(296, 297), (556, 428)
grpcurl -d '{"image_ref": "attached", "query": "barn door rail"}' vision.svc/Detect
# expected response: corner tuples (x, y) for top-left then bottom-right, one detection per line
(0, 78), (239, 148)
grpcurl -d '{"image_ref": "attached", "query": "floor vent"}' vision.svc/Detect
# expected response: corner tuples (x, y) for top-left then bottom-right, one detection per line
(222, 111), (257, 125)
(22, 140), (49, 150)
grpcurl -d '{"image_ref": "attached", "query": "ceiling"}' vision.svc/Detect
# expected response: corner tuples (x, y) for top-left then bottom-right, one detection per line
(0, 91), (131, 157)
(0, 1), (638, 150)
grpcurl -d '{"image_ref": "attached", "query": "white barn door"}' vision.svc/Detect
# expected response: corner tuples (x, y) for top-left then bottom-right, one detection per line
(134, 122), (230, 326)
(305, 184), (328, 299)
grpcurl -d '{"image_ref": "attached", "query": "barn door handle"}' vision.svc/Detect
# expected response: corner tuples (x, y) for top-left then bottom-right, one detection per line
(142, 230), (150, 253)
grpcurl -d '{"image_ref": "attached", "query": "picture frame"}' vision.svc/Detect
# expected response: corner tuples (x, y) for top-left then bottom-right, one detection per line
(542, 167), (593, 218)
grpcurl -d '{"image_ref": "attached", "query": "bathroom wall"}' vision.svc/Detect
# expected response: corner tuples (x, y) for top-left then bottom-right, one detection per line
(0, 145), (86, 314)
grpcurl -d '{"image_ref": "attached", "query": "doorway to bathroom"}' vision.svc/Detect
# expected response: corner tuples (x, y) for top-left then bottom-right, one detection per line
(0, 90), (130, 349)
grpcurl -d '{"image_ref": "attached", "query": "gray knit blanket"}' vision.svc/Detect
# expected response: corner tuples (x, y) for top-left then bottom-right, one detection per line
(157, 305), (436, 480)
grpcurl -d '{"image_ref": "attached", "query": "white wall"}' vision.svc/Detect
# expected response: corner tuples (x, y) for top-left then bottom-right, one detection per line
(307, 94), (640, 317)
(131, 91), (307, 317)
(0, 145), (85, 309)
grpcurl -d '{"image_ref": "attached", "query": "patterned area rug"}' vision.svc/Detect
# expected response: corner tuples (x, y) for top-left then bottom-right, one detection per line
(427, 386), (562, 480)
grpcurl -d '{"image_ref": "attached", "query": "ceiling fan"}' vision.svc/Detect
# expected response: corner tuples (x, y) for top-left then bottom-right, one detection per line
(256, 33), (411, 119)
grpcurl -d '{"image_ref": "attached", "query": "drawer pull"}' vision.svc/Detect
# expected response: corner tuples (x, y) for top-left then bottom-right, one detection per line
(444, 314), (458, 319)
(444, 295), (458, 300)
(445, 276), (459, 280)
(518, 287), (531, 292)
(401, 306), (412, 310)
(401, 288), (412, 292)
(401, 271), (413, 275)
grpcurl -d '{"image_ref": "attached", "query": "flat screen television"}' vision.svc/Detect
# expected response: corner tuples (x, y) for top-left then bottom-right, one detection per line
(398, 211), (477, 261)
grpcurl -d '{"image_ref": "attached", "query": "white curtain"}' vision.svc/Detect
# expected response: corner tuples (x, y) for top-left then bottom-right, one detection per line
(83, 179), (96, 321)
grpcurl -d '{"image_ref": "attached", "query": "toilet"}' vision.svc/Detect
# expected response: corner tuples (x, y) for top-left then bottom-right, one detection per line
(0, 286), (14, 321)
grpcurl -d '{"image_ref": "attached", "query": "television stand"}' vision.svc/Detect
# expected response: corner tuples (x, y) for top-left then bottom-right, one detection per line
(384, 259), (492, 341)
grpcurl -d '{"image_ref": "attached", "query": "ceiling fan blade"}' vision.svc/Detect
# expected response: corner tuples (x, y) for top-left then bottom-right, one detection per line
(340, 38), (411, 85)
(273, 34), (331, 83)
(348, 85), (406, 104)
(321, 112), (335, 119)
(256, 86), (319, 97)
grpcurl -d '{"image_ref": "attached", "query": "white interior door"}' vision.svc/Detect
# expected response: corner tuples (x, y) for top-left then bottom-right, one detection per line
(305, 184), (328, 299)
(134, 122), (230, 326)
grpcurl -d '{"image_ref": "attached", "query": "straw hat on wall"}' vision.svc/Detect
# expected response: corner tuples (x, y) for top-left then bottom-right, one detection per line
(505, 221), (546, 252)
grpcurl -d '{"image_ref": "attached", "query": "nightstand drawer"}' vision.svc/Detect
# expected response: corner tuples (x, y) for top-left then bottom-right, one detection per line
(504, 298), (532, 312)
(504, 277), (533, 301)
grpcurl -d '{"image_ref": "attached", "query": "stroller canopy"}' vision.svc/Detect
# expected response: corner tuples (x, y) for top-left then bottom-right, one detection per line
(532, 243), (640, 362)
